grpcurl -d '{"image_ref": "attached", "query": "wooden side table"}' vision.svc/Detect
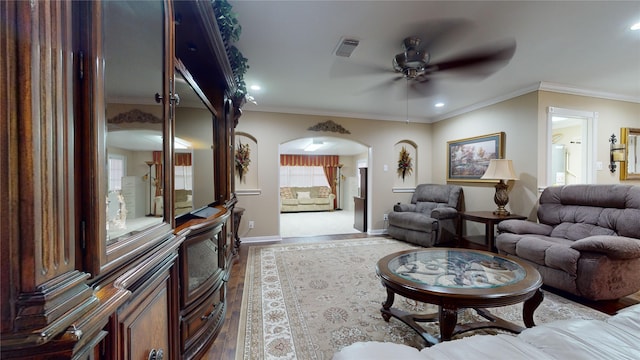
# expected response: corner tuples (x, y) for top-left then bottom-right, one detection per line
(457, 211), (527, 252)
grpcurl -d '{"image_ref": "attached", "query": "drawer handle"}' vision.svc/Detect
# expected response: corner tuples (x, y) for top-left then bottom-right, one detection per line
(148, 349), (164, 360)
(200, 303), (221, 321)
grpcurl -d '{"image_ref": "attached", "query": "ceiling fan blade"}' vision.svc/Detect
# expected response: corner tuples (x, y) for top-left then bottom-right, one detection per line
(407, 79), (438, 99)
(355, 75), (404, 96)
(425, 38), (516, 75)
(403, 18), (475, 57)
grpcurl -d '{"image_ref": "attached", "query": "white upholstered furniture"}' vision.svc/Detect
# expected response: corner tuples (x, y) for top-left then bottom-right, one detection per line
(280, 186), (335, 212)
(333, 303), (640, 359)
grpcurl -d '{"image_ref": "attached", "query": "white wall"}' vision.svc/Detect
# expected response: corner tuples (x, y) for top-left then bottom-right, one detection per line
(432, 92), (540, 237)
(234, 91), (639, 240)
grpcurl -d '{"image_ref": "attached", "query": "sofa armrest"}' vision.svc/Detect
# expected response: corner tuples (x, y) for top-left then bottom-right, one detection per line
(393, 203), (416, 212)
(570, 236), (640, 259)
(498, 220), (553, 236)
(431, 207), (458, 220)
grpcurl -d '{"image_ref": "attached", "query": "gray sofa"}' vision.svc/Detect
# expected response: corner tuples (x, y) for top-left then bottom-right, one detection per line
(333, 303), (640, 360)
(387, 184), (463, 247)
(496, 184), (640, 300)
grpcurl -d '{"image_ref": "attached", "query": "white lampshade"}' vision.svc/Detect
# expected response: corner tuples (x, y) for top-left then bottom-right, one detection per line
(481, 159), (519, 180)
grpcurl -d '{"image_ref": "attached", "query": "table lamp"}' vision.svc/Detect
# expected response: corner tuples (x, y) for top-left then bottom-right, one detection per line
(481, 159), (519, 216)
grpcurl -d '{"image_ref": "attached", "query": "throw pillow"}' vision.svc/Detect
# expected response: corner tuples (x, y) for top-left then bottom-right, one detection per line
(280, 187), (294, 199)
(297, 191), (311, 199)
(318, 186), (331, 198)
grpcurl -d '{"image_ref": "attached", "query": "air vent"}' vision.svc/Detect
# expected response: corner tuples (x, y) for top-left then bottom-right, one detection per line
(335, 37), (359, 57)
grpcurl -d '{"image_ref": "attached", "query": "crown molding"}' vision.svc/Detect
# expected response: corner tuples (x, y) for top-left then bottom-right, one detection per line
(537, 81), (640, 103)
(431, 81), (639, 123)
(243, 82), (638, 124)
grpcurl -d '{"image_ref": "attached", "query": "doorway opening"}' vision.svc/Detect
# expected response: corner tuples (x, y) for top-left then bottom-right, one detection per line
(547, 107), (597, 186)
(279, 136), (369, 237)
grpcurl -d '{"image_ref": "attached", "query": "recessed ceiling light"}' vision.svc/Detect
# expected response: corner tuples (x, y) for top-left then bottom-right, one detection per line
(631, 22), (640, 31)
(435, 102), (445, 108)
(250, 84), (261, 91)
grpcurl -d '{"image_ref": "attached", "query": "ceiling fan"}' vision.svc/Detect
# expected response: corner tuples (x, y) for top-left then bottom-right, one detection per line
(332, 23), (517, 99)
(387, 35), (517, 98)
(392, 36), (516, 82)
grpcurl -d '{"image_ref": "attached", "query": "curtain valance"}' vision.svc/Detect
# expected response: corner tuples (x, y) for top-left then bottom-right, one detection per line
(280, 154), (339, 167)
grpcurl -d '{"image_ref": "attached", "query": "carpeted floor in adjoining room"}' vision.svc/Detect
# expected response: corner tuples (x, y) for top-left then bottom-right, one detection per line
(280, 210), (362, 238)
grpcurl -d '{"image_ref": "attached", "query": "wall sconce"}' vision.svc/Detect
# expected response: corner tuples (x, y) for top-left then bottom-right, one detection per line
(609, 134), (627, 173)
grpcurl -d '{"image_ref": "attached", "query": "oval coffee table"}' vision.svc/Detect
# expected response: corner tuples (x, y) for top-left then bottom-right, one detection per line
(376, 248), (543, 345)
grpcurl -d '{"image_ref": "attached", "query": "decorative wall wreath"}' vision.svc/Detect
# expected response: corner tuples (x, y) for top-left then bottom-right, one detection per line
(397, 146), (413, 181)
(235, 141), (251, 182)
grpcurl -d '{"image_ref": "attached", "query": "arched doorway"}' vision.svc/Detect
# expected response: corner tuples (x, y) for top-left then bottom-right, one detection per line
(278, 136), (369, 237)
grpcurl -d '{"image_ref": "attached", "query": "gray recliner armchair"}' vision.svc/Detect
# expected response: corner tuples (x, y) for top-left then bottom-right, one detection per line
(387, 184), (464, 247)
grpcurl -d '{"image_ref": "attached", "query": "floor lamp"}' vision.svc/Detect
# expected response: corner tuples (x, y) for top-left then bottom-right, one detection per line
(145, 161), (155, 216)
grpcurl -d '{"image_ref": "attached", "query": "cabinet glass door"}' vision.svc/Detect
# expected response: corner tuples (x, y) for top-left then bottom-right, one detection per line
(78, 0), (174, 276)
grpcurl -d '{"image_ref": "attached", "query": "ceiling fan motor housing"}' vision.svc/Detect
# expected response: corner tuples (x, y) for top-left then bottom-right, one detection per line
(393, 37), (430, 78)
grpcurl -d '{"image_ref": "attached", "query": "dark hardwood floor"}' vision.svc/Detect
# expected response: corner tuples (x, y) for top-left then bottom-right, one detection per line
(204, 233), (640, 359)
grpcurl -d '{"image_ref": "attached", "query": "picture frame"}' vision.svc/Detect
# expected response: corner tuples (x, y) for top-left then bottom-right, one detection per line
(447, 132), (505, 182)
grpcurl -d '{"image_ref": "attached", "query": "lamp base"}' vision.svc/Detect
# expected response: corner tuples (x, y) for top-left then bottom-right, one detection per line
(493, 208), (511, 216)
(493, 180), (511, 217)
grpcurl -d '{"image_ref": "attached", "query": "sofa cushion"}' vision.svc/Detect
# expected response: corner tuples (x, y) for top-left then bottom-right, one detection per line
(297, 191), (311, 199)
(538, 185), (640, 237)
(282, 198), (298, 206)
(280, 187), (294, 199)
(317, 186), (331, 198)
(606, 303), (640, 334)
(175, 189), (191, 202)
(550, 222), (616, 240)
(570, 236), (640, 259)
(512, 236), (579, 274)
(388, 212), (437, 232)
(314, 198), (331, 205)
(517, 319), (640, 359)
(416, 201), (437, 214)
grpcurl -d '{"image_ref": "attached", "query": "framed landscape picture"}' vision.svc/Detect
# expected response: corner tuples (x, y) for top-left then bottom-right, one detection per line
(447, 132), (505, 182)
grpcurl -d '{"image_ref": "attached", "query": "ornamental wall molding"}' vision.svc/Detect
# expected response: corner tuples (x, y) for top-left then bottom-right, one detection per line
(108, 109), (162, 124)
(308, 120), (351, 134)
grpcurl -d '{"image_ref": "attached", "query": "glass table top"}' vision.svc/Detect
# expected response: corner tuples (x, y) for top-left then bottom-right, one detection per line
(387, 249), (525, 289)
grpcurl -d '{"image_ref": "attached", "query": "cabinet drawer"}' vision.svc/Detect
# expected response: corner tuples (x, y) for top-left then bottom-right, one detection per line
(181, 285), (225, 356)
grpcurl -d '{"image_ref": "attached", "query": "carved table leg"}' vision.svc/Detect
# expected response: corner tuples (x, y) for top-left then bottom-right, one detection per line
(523, 288), (544, 328)
(380, 288), (395, 322)
(439, 305), (459, 341)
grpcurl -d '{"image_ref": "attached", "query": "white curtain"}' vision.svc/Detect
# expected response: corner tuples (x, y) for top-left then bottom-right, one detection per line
(280, 166), (330, 187)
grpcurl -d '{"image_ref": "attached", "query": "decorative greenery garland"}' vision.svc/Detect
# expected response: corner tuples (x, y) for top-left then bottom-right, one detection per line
(212, 0), (249, 102)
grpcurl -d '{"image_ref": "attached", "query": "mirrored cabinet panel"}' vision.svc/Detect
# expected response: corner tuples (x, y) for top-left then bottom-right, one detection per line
(103, 0), (166, 244)
(174, 66), (218, 223)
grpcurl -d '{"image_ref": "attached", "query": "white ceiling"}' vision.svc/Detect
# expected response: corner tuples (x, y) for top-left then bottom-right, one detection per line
(231, 1), (640, 124)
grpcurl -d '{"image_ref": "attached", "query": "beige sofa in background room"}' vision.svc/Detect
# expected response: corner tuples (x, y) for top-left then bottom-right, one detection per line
(280, 186), (335, 212)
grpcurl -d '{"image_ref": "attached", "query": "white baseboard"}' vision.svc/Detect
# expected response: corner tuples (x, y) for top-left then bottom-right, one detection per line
(368, 229), (388, 235)
(240, 235), (282, 244)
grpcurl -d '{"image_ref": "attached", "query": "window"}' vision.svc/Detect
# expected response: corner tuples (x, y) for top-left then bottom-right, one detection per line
(175, 165), (193, 190)
(280, 166), (329, 187)
(108, 154), (126, 191)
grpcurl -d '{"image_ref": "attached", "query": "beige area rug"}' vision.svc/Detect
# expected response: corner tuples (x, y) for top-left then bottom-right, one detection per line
(236, 238), (609, 360)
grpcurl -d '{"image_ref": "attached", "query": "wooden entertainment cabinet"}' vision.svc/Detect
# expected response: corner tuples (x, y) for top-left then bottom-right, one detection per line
(1, 1), (243, 358)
